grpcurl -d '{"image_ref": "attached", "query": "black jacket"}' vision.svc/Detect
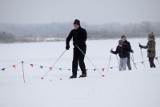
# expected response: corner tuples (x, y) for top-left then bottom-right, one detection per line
(66, 26), (87, 47)
(112, 45), (129, 58)
(123, 40), (132, 56)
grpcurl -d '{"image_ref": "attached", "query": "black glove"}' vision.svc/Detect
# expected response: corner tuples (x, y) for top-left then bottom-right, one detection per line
(139, 43), (142, 48)
(131, 50), (134, 53)
(66, 45), (70, 50)
(148, 50), (151, 53)
(110, 49), (113, 53)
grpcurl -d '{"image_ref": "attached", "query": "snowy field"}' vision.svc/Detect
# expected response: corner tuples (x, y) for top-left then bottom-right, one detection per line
(0, 38), (160, 107)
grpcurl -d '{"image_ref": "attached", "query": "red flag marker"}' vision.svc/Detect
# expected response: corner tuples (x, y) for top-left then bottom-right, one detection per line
(30, 64), (34, 67)
(102, 68), (105, 72)
(49, 67), (52, 71)
(12, 65), (16, 69)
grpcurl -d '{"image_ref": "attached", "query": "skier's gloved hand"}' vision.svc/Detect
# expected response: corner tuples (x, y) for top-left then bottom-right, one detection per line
(66, 45), (70, 50)
(139, 43), (142, 48)
(110, 49), (113, 53)
(131, 50), (134, 53)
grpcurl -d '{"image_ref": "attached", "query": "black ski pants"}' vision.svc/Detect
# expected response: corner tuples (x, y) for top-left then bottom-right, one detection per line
(149, 57), (156, 68)
(72, 45), (87, 76)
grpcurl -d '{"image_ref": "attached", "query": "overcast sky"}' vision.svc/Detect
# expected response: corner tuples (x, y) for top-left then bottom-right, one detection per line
(0, 0), (160, 24)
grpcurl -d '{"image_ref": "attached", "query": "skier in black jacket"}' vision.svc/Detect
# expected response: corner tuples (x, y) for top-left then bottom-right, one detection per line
(66, 19), (87, 78)
(121, 35), (133, 70)
(111, 40), (129, 71)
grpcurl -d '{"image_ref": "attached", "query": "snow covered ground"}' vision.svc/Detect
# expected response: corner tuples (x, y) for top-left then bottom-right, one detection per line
(0, 38), (160, 107)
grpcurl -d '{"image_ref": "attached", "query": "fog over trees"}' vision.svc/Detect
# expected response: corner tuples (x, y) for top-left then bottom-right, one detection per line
(0, 21), (160, 43)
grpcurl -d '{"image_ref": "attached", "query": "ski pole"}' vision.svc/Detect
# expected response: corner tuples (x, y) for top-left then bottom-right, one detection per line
(107, 52), (112, 72)
(131, 53), (137, 69)
(139, 44), (145, 68)
(116, 55), (119, 66)
(76, 45), (104, 77)
(41, 50), (67, 79)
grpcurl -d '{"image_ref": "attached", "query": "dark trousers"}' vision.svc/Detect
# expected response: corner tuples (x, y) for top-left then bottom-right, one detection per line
(149, 57), (156, 68)
(127, 55), (132, 70)
(72, 45), (87, 76)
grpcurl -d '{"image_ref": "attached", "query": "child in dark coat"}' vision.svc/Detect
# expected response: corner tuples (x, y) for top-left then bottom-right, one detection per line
(111, 40), (129, 71)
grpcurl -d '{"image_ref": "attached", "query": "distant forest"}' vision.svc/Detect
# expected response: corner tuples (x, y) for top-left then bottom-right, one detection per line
(0, 21), (160, 43)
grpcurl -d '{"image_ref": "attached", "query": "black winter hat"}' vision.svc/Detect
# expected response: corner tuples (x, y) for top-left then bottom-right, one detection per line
(121, 35), (126, 39)
(74, 19), (80, 25)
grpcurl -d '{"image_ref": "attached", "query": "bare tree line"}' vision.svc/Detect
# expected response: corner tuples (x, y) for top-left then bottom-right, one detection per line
(0, 21), (160, 43)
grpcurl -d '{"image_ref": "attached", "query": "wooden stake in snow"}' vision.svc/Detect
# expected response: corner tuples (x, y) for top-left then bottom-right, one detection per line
(21, 61), (25, 83)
